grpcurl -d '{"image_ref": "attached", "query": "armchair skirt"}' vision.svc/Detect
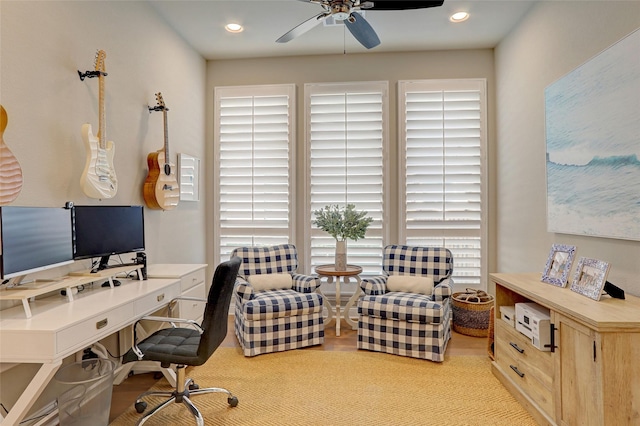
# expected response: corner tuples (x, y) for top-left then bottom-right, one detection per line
(358, 294), (452, 362)
(234, 289), (324, 356)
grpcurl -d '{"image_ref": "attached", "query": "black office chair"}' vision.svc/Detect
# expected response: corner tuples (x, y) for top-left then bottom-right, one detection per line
(122, 257), (241, 426)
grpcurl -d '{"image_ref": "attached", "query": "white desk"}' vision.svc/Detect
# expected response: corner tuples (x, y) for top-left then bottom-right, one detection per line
(0, 277), (181, 425)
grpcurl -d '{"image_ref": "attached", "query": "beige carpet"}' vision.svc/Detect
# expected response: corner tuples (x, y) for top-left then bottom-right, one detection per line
(110, 348), (537, 426)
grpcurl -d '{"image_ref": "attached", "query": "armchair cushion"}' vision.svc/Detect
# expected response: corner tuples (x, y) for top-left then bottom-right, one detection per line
(359, 293), (446, 324)
(386, 275), (434, 295)
(247, 273), (293, 292)
(242, 289), (323, 321)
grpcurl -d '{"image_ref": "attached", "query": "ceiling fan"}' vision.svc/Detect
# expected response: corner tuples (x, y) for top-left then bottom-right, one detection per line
(276, 0), (445, 49)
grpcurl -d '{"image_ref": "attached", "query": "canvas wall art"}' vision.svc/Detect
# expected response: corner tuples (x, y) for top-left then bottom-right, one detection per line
(545, 28), (640, 240)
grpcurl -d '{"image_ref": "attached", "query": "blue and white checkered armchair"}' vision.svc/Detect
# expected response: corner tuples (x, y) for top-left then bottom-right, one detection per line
(357, 245), (454, 362)
(231, 244), (325, 357)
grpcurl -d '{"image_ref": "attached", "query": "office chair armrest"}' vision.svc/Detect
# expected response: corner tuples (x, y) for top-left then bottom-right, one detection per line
(134, 315), (204, 332)
(360, 276), (387, 295)
(432, 278), (453, 302)
(168, 296), (206, 317)
(292, 274), (321, 293)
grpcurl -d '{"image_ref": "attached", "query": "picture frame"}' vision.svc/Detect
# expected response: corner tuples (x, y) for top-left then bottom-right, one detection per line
(569, 257), (611, 301)
(541, 244), (576, 287)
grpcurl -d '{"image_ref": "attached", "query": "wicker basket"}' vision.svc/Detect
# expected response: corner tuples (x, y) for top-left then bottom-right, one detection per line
(452, 289), (495, 337)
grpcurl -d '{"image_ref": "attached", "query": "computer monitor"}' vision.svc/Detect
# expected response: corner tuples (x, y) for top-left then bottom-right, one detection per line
(0, 206), (74, 280)
(72, 205), (145, 272)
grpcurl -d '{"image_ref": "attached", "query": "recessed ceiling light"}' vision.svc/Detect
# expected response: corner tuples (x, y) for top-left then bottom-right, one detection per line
(450, 12), (469, 23)
(225, 23), (243, 33)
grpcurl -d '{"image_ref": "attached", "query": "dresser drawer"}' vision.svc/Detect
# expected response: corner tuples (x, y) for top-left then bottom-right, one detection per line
(134, 283), (181, 316)
(180, 269), (206, 293)
(57, 303), (134, 354)
(496, 340), (554, 417)
(177, 283), (206, 322)
(495, 320), (553, 386)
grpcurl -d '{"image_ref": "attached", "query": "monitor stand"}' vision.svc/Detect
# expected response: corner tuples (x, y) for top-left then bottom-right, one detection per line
(93, 255), (112, 273)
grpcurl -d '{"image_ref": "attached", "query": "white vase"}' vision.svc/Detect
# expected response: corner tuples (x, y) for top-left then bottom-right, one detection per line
(335, 240), (347, 271)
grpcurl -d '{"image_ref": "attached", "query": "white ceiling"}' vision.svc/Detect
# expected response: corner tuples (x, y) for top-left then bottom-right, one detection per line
(149, 0), (537, 60)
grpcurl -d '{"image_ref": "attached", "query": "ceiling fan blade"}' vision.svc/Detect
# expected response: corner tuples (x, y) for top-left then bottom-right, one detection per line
(364, 1), (444, 10)
(344, 13), (380, 49)
(276, 12), (329, 43)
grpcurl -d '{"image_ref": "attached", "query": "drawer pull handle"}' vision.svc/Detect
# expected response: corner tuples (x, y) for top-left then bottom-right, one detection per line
(510, 365), (525, 378)
(157, 293), (165, 302)
(96, 318), (108, 329)
(509, 342), (524, 353)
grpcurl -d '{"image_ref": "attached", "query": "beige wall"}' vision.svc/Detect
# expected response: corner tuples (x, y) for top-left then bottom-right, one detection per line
(494, 1), (640, 296)
(0, 0), (206, 413)
(0, 1), (207, 272)
(206, 50), (498, 280)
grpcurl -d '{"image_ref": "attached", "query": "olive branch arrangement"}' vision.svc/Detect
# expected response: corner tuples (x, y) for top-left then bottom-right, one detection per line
(312, 204), (373, 242)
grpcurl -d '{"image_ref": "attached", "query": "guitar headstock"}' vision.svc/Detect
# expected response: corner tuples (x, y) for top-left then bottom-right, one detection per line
(152, 92), (169, 112)
(155, 93), (166, 110)
(94, 50), (106, 73)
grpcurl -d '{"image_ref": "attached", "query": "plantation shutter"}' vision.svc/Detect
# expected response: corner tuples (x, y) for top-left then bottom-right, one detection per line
(306, 82), (388, 275)
(398, 79), (487, 286)
(214, 85), (295, 265)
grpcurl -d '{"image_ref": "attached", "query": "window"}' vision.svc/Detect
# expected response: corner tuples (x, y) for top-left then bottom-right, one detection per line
(398, 79), (487, 287)
(305, 82), (389, 275)
(213, 85), (295, 265)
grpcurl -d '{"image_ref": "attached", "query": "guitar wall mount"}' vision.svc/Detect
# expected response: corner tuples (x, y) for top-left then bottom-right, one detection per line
(148, 105), (169, 113)
(77, 70), (108, 81)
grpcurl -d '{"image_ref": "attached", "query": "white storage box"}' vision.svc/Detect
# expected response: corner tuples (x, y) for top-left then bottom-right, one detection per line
(500, 305), (515, 327)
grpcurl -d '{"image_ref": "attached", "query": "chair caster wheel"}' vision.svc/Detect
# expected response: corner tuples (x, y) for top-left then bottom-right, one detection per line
(135, 401), (147, 413)
(228, 396), (239, 407)
(189, 383), (200, 390)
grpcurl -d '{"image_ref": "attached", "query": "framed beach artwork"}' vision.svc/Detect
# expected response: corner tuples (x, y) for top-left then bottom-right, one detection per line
(545, 28), (640, 240)
(541, 244), (576, 287)
(569, 257), (610, 301)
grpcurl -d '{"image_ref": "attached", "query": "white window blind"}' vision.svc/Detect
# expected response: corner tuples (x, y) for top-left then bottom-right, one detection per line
(398, 79), (487, 287)
(305, 82), (388, 275)
(214, 85), (295, 265)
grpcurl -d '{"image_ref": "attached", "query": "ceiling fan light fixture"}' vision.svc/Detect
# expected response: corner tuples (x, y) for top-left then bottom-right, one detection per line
(331, 3), (352, 20)
(225, 23), (243, 33)
(449, 11), (469, 23)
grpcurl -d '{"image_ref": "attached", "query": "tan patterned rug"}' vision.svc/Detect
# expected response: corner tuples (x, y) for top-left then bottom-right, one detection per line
(110, 348), (536, 426)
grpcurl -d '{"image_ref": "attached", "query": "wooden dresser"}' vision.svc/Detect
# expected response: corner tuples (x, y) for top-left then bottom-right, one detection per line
(491, 273), (640, 426)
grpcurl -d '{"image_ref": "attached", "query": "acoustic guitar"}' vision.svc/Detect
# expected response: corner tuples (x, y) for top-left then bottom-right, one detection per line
(0, 105), (23, 205)
(143, 93), (179, 210)
(80, 50), (117, 199)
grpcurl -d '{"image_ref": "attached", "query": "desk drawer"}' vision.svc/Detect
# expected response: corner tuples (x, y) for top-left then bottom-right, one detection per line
(181, 269), (206, 293)
(134, 283), (181, 316)
(178, 283), (206, 322)
(57, 303), (133, 354)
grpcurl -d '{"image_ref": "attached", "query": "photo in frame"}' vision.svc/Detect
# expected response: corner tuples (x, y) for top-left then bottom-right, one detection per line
(541, 244), (576, 287)
(570, 257), (610, 301)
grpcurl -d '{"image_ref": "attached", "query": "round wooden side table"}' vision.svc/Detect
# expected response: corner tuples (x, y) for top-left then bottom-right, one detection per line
(315, 264), (363, 336)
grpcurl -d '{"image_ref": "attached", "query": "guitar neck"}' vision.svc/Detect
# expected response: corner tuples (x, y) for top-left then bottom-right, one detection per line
(163, 109), (169, 161)
(98, 74), (106, 150)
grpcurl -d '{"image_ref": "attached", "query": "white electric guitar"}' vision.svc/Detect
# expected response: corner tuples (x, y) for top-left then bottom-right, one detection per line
(80, 50), (117, 199)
